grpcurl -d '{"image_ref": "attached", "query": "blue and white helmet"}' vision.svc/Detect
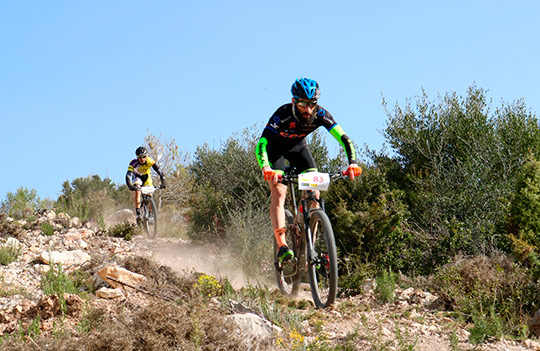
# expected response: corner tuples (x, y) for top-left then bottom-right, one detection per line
(291, 78), (320, 100)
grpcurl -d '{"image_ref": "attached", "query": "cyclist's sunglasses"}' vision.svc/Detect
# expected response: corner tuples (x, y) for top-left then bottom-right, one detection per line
(137, 155), (147, 159)
(296, 100), (317, 108)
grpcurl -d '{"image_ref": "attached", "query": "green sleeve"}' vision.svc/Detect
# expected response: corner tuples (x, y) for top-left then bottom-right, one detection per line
(329, 125), (357, 164)
(255, 137), (270, 168)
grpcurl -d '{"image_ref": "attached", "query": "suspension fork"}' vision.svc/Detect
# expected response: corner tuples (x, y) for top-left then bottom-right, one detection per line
(302, 195), (319, 264)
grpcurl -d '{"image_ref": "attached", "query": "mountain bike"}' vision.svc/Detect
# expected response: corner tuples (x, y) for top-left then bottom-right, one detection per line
(274, 168), (346, 309)
(139, 185), (160, 238)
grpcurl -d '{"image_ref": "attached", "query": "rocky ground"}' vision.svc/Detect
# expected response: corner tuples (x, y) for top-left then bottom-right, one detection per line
(1, 209), (540, 350)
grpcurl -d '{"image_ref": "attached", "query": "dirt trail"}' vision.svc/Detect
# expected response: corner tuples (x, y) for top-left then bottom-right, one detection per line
(142, 237), (538, 351)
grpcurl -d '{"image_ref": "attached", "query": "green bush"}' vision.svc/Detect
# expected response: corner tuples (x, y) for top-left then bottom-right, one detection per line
(503, 152), (540, 250)
(1, 187), (48, 220)
(40, 222), (55, 236)
(382, 86), (540, 263)
(55, 175), (130, 221)
(468, 306), (503, 345)
(40, 263), (80, 316)
(326, 165), (427, 277)
(108, 221), (140, 240)
(375, 269), (396, 304)
(430, 254), (539, 336)
(188, 126), (268, 241)
(0, 243), (21, 265)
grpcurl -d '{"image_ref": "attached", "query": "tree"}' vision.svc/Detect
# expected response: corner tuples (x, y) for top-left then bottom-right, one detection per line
(382, 85), (540, 262)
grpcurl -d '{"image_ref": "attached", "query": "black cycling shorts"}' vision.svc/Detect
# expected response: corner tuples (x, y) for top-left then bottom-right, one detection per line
(266, 140), (317, 174)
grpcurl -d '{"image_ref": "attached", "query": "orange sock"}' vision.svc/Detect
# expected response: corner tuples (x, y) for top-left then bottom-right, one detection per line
(274, 227), (287, 247)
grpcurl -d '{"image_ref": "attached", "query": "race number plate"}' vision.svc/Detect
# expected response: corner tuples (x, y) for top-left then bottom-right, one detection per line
(141, 186), (155, 195)
(298, 172), (330, 191)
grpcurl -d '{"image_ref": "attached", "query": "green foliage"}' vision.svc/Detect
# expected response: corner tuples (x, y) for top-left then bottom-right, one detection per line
(188, 126), (268, 241)
(0, 242), (21, 265)
(40, 263), (79, 315)
(1, 187), (49, 219)
(194, 274), (223, 299)
(430, 255), (539, 335)
(55, 175), (130, 221)
(40, 222), (55, 236)
(108, 221), (139, 240)
(381, 85), (540, 268)
(468, 306), (503, 345)
(326, 164), (426, 277)
(375, 269), (396, 304)
(23, 316), (41, 339)
(504, 152), (540, 249)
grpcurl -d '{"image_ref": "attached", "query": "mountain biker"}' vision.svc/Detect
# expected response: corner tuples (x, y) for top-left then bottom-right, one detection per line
(125, 146), (166, 223)
(255, 77), (362, 263)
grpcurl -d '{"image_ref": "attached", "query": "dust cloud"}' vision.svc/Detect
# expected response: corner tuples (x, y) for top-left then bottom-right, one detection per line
(148, 239), (267, 289)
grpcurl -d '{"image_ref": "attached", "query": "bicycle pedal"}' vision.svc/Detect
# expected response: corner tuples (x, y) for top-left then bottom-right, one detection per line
(281, 258), (297, 276)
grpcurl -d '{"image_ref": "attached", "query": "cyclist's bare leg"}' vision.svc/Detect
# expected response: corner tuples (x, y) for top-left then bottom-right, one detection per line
(134, 191), (141, 209)
(133, 178), (143, 212)
(269, 181), (287, 246)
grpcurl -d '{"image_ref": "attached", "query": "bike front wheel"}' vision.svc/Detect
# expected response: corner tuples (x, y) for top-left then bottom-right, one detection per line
(142, 197), (158, 239)
(307, 210), (338, 309)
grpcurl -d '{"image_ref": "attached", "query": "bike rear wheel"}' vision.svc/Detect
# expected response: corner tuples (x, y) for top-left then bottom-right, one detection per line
(307, 210), (338, 308)
(142, 197), (158, 238)
(274, 209), (301, 296)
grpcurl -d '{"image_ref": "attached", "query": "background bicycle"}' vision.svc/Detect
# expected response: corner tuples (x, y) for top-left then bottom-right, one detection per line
(139, 185), (161, 238)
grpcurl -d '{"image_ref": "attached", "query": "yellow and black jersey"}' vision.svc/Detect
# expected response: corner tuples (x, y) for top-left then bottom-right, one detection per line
(127, 157), (156, 176)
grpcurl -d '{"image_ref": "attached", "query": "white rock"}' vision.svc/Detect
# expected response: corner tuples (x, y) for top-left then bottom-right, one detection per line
(96, 287), (125, 299)
(40, 249), (91, 266)
(227, 313), (282, 340)
(97, 265), (146, 289)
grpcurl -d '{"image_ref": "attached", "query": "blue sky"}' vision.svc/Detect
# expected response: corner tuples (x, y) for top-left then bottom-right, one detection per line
(2, 1), (539, 200)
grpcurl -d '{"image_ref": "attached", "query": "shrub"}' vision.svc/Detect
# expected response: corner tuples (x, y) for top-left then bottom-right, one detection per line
(0, 242), (21, 265)
(375, 269), (396, 304)
(108, 221), (140, 240)
(55, 175), (130, 221)
(382, 86), (540, 262)
(40, 263), (79, 315)
(503, 152), (540, 251)
(1, 187), (48, 220)
(430, 254), (539, 335)
(326, 165), (427, 277)
(40, 222), (55, 236)
(188, 126), (268, 241)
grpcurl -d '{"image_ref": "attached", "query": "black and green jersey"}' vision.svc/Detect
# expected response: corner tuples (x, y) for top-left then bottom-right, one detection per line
(255, 103), (357, 169)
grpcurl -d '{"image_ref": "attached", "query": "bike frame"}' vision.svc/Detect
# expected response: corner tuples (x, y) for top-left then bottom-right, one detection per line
(283, 174), (334, 269)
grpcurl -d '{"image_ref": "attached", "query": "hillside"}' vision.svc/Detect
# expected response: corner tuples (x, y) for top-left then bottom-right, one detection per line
(0, 210), (539, 350)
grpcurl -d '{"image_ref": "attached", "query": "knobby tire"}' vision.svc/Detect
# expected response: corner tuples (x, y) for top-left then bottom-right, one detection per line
(142, 197), (158, 239)
(307, 210), (338, 309)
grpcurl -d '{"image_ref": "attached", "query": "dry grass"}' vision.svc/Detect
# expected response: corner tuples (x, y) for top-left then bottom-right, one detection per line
(0, 254), (272, 351)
